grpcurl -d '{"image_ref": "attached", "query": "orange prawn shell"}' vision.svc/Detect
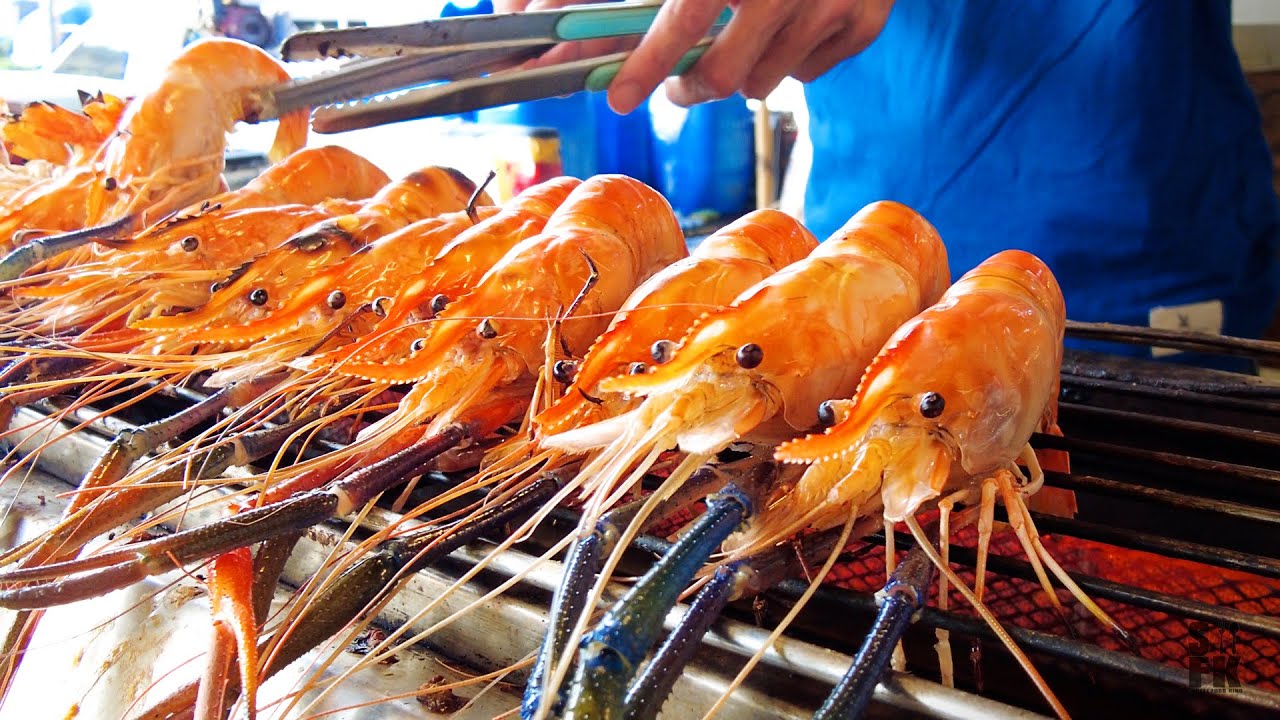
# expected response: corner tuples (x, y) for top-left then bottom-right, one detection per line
(101, 38), (306, 174)
(333, 175), (687, 385)
(130, 167), (484, 335)
(328, 176), (583, 366)
(213, 146), (391, 211)
(1, 94), (126, 165)
(473, 175), (688, 369)
(775, 248), (1067, 479)
(0, 40), (309, 249)
(534, 208), (818, 436)
(600, 200), (951, 435)
(195, 207), (500, 345)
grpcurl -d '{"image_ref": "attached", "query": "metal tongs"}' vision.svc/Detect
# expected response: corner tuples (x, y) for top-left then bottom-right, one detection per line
(252, 1), (733, 134)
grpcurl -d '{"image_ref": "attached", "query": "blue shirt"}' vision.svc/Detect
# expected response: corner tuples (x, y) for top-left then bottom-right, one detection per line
(804, 0), (1280, 365)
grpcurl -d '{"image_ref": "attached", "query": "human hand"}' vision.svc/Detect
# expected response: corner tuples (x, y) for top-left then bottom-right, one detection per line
(494, 1), (895, 114)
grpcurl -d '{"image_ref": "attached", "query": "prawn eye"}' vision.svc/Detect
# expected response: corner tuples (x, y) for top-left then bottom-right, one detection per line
(430, 294), (449, 314)
(735, 343), (764, 369)
(650, 340), (674, 364)
(372, 296), (391, 317)
(629, 361), (647, 375)
(247, 288), (268, 306)
(103, 176), (117, 191)
(326, 290), (346, 310)
(919, 392), (945, 419)
(410, 337), (426, 353)
(179, 236), (199, 252)
(817, 400), (838, 427)
(552, 360), (578, 384)
(478, 318), (498, 339)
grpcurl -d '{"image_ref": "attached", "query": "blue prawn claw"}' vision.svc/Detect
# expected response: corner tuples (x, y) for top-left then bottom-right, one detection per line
(813, 545), (936, 720)
(559, 483), (754, 719)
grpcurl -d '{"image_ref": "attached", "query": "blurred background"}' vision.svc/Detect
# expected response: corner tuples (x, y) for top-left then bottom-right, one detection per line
(3, 1), (1280, 242)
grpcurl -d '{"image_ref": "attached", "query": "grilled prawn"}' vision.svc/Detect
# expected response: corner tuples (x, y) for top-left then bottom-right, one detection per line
(0, 38), (308, 255)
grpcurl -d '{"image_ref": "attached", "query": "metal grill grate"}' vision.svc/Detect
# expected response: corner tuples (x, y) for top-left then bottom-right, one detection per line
(3, 337), (1280, 719)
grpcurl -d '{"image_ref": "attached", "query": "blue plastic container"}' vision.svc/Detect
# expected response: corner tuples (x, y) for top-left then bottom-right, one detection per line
(649, 92), (755, 222)
(476, 95), (598, 179)
(592, 92), (653, 183)
(476, 92), (657, 184)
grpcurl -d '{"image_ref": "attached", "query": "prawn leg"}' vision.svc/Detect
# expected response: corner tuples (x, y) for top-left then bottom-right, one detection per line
(4, 417), (309, 571)
(620, 564), (736, 720)
(934, 493), (957, 689)
(621, 511), (885, 720)
(143, 475), (560, 720)
(1003, 484), (1132, 644)
(993, 470), (1072, 628)
(556, 461), (780, 719)
(813, 544), (936, 720)
(971, 477), (998, 683)
(560, 484), (755, 719)
(0, 213), (136, 282)
(78, 372), (287, 504)
(0, 425), (468, 609)
(197, 547), (259, 720)
(522, 463), (733, 718)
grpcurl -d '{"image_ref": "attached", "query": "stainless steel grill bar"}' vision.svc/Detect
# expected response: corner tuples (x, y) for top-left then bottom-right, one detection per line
(1047, 472), (1280, 527)
(1033, 433), (1280, 489)
(1060, 375), (1280, 415)
(1027, 512), (1280, 579)
(6, 340), (1280, 718)
(1064, 321), (1280, 365)
(1060, 402), (1280, 445)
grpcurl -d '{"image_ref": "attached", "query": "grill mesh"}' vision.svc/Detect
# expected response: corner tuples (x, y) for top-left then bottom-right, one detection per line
(822, 529), (1280, 692)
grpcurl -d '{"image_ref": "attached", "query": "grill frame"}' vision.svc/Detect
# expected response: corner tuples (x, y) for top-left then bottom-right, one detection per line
(1, 337), (1278, 719)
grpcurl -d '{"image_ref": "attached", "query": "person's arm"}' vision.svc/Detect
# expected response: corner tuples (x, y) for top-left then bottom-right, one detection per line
(493, 0), (895, 113)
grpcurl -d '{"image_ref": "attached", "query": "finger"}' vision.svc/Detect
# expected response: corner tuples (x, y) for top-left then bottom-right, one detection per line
(526, 0), (586, 8)
(794, 31), (860, 83)
(665, 0), (791, 105)
(606, 0), (729, 114)
(524, 36), (637, 70)
(740, 13), (837, 100)
(491, 0), (530, 12)
(794, 1), (896, 82)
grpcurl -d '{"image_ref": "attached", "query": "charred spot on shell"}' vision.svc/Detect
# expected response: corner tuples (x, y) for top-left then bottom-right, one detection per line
(817, 401), (838, 428)
(441, 167), (478, 196)
(211, 261), (253, 293)
(477, 319), (498, 339)
(248, 288), (269, 306)
(430, 294), (449, 314)
(327, 290), (347, 310)
(919, 392), (945, 419)
(629, 361), (647, 375)
(735, 343), (764, 369)
(294, 219), (359, 253)
(410, 338), (426, 353)
(650, 340), (674, 364)
(372, 296), (392, 318)
(103, 177), (117, 191)
(179, 236), (199, 252)
(292, 234), (328, 252)
(552, 360), (578, 384)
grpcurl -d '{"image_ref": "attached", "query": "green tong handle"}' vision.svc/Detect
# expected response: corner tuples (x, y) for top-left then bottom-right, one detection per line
(556, 3), (733, 42)
(584, 45), (708, 92)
